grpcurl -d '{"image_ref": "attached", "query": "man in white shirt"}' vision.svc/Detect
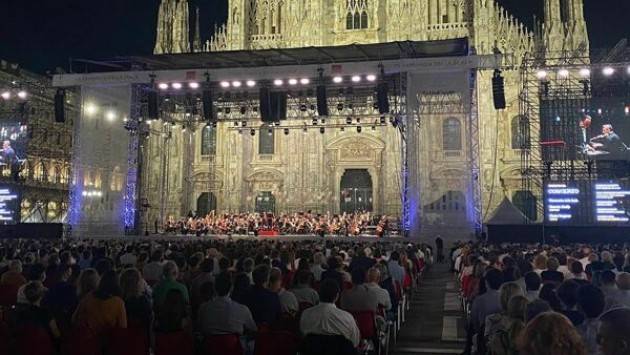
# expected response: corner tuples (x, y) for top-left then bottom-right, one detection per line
(269, 267), (299, 314)
(119, 246), (138, 267)
(143, 250), (164, 285)
(300, 279), (360, 348)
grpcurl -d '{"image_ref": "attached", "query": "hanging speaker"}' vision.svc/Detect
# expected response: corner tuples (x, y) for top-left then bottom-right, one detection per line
(147, 90), (159, 120)
(202, 87), (214, 122)
(271, 91), (287, 121)
(54, 89), (65, 123)
(376, 82), (390, 114)
(316, 84), (328, 116)
(492, 69), (506, 110)
(259, 87), (272, 122)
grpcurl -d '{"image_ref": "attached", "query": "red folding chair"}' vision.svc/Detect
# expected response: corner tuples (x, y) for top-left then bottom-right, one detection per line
(351, 311), (377, 340)
(14, 324), (55, 355)
(254, 330), (300, 355)
(203, 334), (243, 355)
(60, 327), (100, 355)
(155, 331), (195, 355)
(0, 321), (10, 355)
(0, 284), (19, 307)
(105, 327), (150, 355)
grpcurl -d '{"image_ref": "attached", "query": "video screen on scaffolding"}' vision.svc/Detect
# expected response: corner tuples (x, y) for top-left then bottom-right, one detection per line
(540, 96), (630, 162)
(0, 120), (28, 171)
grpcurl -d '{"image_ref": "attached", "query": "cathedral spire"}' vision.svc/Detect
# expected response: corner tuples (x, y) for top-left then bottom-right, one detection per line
(154, 0), (190, 54)
(543, 0), (564, 56)
(193, 7), (202, 52)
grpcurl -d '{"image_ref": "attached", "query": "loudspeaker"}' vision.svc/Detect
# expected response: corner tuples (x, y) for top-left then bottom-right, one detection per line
(316, 85), (328, 116)
(376, 82), (390, 114)
(147, 90), (159, 120)
(492, 70), (506, 110)
(259, 88), (287, 122)
(54, 89), (65, 123)
(202, 88), (214, 122)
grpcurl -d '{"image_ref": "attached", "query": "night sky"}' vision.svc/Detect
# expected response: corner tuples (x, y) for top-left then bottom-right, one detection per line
(0, 0), (628, 74)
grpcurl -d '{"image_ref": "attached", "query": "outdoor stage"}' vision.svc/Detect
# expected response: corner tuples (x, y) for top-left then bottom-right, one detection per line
(88, 233), (411, 243)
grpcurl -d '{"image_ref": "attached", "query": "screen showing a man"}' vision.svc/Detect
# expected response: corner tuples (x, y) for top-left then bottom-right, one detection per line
(588, 124), (626, 158)
(0, 140), (17, 166)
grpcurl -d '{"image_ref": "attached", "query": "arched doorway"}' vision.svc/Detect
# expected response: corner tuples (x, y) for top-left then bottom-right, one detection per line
(340, 169), (373, 213)
(196, 192), (217, 217)
(255, 192), (275, 213)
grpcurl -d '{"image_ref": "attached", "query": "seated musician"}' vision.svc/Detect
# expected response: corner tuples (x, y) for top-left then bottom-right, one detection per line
(588, 124), (626, 157)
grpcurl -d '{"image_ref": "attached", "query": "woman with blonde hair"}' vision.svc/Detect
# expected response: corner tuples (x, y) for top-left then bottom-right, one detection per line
(485, 282), (524, 341)
(518, 312), (586, 355)
(77, 268), (100, 299)
(532, 254), (548, 275)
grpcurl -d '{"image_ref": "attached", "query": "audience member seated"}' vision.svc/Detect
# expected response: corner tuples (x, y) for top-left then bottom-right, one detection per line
(155, 288), (189, 333)
(245, 264), (282, 325)
(269, 267), (299, 315)
(556, 280), (585, 326)
(577, 284), (606, 354)
(1, 260), (26, 287)
(17, 263), (46, 304)
(470, 268), (503, 334)
(119, 268), (153, 330)
(541, 257), (564, 285)
(365, 267), (392, 312)
(484, 282), (524, 343)
(518, 312), (586, 355)
(76, 268), (100, 300)
(486, 295), (528, 355)
(72, 269), (127, 337)
(598, 308), (630, 355)
(340, 268), (379, 314)
(153, 261), (190, 308)
(198, 273), (257, 336)
(291, 270), (320, 306)
(13, 281), (61, 339)
(42, 264), (77, 329)
(523, 271), (541, 302)
(300, 279), (361, 348)
(611, 272), (630, 308)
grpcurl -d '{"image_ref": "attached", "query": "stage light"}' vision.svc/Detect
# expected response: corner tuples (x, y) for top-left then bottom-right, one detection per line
(288, 79), (298, 85)
(267, 127), (273, 136)
(603, 67), (615, 76)
(158, 83), (169, 90)
(371, 125), (376, 131)
(220, 81), (231, 88)
(625, 106), (629, 115)
(17, 90), (27, 99)
(320, 127), (325, 134)
(85, 103), (98, 116)
(303, 126), (308, 134)
(333, 76), (343, 84)
(346, 116), (352, 125)
(341, 126), (345, 132)
(558, 69), (569, 78)
(300, 78), (310, 85)
(284, 128), (289, 135)
(232, 81), (242, 88)
(299, 104), (307, 112)
(356, 117), (361, 123)
(627, 66), (630, 75)
(337, 103), (344, 111)
(357, 126), (362, 133)
(1, 91), (11, 100)
(189, 82), (200, 89)
(241, 121), (247, 127)
(321, 118), (326, 124)
(351, 75), (361, 83)
(535, 70), (548, 80)
(105, 110), (117, 121)
(246, 80), (256, 87)
(234, 121), (239, 126)
(123, 116), (128, 122)
(579, 68), (591, 78)
(312, 118), (318, 125)
(598, 108), (603, 115)
(146, 119), (153, 125)
(172, 82), (183, 90)
(380, 116), (386, 124)
(274, 79), (284, 86)
(250, 128), (255, 136)
(366, 74), (377, 82)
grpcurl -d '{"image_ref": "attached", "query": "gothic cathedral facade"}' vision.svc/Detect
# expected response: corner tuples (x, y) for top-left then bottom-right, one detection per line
(151, 0), (589, 235)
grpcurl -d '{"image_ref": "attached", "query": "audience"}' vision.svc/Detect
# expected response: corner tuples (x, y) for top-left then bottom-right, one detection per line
(598, 308), (630, 355)
(518, 312), (586, 355)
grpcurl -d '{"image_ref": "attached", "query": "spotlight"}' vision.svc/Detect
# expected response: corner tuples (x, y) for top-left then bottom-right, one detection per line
(627, 66), (630, 75)
(1, 91), (11, 100)
(320, 127), (325, 134)
(146, 119), (153, 125)
(17, 91), (27, 99)
(351, 75), (361, 83)
(267, 127), (273, 136)
(220, 81), (230, 88)
(246, 80), (256, 87)
(603, 67), (615, 76)
(366, 74), (377, 82)
(240, 106), (247, 115)
(579, 68), (591, 78)
(303, 126), (308, 134)
(625, 107), (630, 115)
(299, 104), (307, 112)
(158, 83), (169, 90)
(300, 78), (310, 85)
(536, 70), (548, 80)
(123, 116), (128, 122)
(341, 127), (345, 132)
(85, 103), (98, 116)
(250, 128), (255, 136)
(380, 116), (386, 124)
(346, 117), (352, 125)
(312, 118), (318, 125)
(337, 103), (344, 111)
(284, 128), (289, 135)
(232, 81), (242, 88)
(288, 79), (298, 85)
(172, 83), (183, 90)
(105, 110), (116, 121)
(371, 125), (376, 131)
(241, 121), (247, 127)
(274, 79), (284, 86)
(321, 118), (326, 124)
(189, 82), (200, 89)
(234, 121), (239, 126)
(333, 76), (343, 84)
(598, 108), (603, 115)
(357, 126), (362, 133)
(356, 117), (361, 123)
(558, 69), (569, 78)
